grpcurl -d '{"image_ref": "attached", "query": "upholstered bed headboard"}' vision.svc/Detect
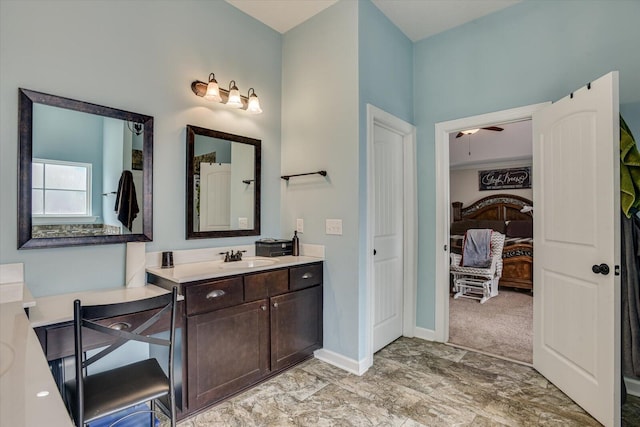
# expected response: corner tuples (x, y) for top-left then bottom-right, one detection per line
(451, 194), (533, 238)
(452, 194), (532, 222)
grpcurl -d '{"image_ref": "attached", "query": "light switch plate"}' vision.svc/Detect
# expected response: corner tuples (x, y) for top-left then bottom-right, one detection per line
(296, 218), (304, 233)
(238, 217), (248, 229)
(325, 219), (343, 235)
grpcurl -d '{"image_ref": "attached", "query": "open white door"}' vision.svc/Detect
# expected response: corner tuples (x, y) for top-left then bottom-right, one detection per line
(533, 71), (620, 427)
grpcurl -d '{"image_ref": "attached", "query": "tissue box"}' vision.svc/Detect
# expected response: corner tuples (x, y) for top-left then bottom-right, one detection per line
(255, 239), (293, 257)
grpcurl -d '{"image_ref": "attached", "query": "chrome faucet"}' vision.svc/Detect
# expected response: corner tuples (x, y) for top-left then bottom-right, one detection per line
(219, 250), (246, 262)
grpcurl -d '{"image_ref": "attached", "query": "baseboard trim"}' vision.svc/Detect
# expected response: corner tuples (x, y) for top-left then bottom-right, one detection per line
(413, 327), (438, 341)
(625, 376), (640, 397)
(314, 348), (369, 376)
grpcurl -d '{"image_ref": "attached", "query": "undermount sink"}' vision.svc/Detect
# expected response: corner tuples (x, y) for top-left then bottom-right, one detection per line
(170, 257), (279, 280)
(219, 258), (277, 269)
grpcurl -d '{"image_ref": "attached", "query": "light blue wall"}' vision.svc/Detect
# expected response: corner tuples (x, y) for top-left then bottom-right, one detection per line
(32, 104), (104, 220)
(194, 135), (232, 163)
(0, 0), (282, 296)
(281, 0), (360, 360)
(358, 0), (413, 357)
(413, 0), (640, 330)
(621, 102), (640, 139)
(280, 0), (413, 362)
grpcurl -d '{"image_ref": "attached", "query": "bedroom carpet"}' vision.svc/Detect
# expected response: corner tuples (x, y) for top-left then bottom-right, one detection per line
(448, 288), (533, 364)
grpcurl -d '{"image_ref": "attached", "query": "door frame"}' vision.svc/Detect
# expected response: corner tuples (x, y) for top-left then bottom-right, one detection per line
(433, 102), (550, 342)
(365, 104), (417, 371)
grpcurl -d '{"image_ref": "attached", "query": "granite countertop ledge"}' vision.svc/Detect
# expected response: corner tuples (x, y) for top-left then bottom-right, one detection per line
(146, 255), (323, 284)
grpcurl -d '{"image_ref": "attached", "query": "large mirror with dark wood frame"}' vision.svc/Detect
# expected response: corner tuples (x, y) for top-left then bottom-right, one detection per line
(186, 125), (260, 239)
(18, 88), (154, 249)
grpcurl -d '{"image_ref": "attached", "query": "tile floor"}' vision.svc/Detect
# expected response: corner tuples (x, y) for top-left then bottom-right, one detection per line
(175, 337), (640, 426)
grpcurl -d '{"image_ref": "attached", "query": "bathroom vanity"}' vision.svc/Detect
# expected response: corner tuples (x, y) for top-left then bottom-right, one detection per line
(19, 256), (322, 422)
(147, 256), (323, 417)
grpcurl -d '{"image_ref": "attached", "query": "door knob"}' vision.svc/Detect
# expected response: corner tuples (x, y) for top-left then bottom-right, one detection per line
(592, 263), (610, 275)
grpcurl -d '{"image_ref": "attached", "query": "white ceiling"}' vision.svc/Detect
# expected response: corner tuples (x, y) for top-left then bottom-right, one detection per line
(449, 120), (532, 169)
(225, 0), (520, 42)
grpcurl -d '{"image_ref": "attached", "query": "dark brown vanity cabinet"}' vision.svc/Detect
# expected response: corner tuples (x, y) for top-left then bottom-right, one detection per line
(182, 262), (323, 413)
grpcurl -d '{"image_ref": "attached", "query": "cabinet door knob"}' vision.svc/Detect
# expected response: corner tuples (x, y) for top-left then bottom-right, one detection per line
(206, 289), (226, 299)
(273, 302), (279, 308)
(261, 305), (267, 311)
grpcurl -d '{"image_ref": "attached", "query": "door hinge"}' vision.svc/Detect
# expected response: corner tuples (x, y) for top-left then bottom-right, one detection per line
(444, 244), (447, 252)
(615, 265), (620, 276)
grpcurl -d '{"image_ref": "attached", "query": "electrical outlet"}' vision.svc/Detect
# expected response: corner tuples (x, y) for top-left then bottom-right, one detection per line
(296, 218), (304, 233)
(238, 217), (248, 229)
(325, 219), (343, 235)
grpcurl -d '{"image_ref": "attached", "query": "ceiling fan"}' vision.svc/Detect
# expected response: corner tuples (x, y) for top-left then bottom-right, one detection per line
(455, 126), (504, 138)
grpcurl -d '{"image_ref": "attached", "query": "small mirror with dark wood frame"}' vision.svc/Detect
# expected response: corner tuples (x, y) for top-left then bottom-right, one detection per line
(186, 125), (260, 239)
(18, 88), (154, 249)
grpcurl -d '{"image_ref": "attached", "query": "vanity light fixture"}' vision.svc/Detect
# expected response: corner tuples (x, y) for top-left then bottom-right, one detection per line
(191, 73), (263, 114)
(226, 80), (243, 108)
(246, 88), (262, 114)
(204, 73), (222, 102)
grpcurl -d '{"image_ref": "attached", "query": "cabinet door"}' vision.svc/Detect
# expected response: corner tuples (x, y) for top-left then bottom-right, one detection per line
(270, 285), (323, 371)
(187, 299), (269, 410)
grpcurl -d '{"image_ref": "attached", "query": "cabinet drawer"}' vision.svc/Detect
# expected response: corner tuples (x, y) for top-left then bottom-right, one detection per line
(244, 269), (289, 302)
(289, 263), (323, 291)
(185, 277), (244, 316)
(42, 322), (111, 361)
(37, 306), (180, 361)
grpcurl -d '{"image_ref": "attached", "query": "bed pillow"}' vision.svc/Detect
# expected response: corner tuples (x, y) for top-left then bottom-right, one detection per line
(450, 219), (506, 234)
(506, 220), (533, 238)
(475, 220), (507, 234)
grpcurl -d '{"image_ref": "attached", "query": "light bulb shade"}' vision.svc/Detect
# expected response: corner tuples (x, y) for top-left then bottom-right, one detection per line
(226, 80), (243, 108)
(461, 128), (480, 135)
(204, 73), (222, 102)
(246, 88), (262, 114)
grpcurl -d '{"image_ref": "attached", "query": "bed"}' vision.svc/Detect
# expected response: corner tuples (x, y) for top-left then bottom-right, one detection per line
(450, 194), (533, 291)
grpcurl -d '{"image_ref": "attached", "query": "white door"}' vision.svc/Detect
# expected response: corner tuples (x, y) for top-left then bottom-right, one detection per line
(373, 124), (404, 352)
(199, 163), (231, 231)
(533, 72), (620, 427)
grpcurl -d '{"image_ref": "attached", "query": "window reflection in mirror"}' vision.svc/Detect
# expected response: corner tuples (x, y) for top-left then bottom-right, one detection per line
(186, 125), (260, 239)
(18, 88), (153, 249)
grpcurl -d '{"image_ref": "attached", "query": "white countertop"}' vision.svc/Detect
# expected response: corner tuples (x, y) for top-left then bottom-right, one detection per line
(0, 301), (73, 426)
(0, 284), (176, 426)
(28, 284), (174, 328)
(147, 255), (323, 284)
